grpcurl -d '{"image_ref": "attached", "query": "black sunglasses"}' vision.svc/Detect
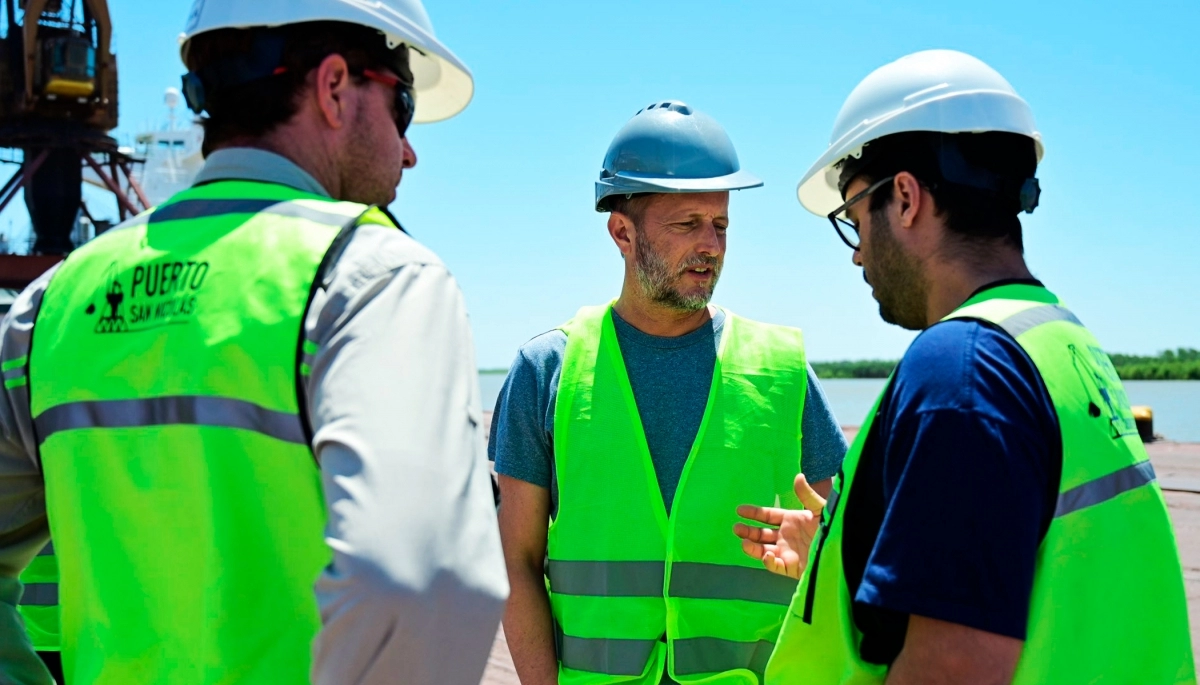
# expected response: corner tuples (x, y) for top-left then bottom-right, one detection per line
(825, 175), (896, 250)
(360, 68), (416, 138)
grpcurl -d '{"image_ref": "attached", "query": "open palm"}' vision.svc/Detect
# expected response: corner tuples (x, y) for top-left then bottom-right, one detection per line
(733, 474), (827, 579)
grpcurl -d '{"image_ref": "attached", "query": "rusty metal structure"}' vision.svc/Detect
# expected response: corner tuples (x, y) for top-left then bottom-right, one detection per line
(0, 0), (148, 289)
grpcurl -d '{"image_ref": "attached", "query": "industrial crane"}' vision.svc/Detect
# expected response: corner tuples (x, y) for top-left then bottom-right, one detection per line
(0, 0), (149, 289)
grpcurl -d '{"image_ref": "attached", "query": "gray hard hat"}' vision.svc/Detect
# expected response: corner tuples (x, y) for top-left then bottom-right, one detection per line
(595, 100), (763, 212)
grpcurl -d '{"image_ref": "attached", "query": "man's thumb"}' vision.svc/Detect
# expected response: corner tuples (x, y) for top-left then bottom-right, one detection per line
(794, 473), (826, 514)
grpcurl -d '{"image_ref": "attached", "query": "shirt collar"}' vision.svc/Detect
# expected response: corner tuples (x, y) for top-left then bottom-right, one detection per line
(192, 148), (330, 198)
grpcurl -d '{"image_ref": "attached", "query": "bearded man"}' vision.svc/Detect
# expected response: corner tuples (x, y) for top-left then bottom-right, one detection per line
(489, 101), (847, 685)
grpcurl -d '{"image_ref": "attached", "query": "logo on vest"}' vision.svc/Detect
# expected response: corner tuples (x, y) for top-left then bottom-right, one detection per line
(1073, 344), (1138, 439)
(89, 260), (209, 333)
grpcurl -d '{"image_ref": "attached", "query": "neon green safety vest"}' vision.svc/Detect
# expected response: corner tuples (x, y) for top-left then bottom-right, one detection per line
(24, 179), (397, 684)
(766, 284), (1195, 685)
(550, 304), (808, 685)
(18, 541), (59, 652)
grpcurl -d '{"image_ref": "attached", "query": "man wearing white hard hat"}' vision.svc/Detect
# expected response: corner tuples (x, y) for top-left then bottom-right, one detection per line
(491, 101), (847, 685)
(0, 1), (506, 684)
(736, 50), (1194, 684)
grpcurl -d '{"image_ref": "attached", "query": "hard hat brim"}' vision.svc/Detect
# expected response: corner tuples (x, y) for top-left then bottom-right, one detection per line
(595, 169), (763, 211)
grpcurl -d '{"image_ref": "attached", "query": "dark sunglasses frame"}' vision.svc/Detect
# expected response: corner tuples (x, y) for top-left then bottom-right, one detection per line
(825, 174), (897, 250)
(360, 68), (416, 138)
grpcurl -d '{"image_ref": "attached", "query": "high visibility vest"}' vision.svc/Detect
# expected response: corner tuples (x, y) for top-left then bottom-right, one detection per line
(25, 179), (397, 684)
(550, 304), (808, 685)
(766, 284), (1195, 685)
(18, 541), (59, 651)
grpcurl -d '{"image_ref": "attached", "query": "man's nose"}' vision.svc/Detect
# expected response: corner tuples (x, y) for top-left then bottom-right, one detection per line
(401, 138), (418, 170)
(852, 248), (863, 267)
(697, 222), (723, 256)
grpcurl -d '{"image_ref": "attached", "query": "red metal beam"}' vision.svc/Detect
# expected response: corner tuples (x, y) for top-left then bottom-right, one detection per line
(118, 161), (151, 211)
(0, 255), (62, 290)
(83, 156), (140, 219)
(0, 150), (50, 216)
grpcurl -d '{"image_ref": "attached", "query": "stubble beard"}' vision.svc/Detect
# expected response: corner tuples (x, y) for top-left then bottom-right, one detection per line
(633, 232), (720, 312)
(865, 212), (930, 331)
(342, 105), (400, 206)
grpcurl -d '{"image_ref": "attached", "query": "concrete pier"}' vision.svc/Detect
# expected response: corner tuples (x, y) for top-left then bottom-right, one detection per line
(1149, 440), (1200, 659)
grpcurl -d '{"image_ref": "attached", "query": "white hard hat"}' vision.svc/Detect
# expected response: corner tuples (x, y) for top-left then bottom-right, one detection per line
(797, 49), (1043, 216)
(180, 0), (472, 123)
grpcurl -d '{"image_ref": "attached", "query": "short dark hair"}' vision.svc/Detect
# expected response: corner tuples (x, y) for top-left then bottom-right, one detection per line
(840, 131), (1038, 252)
(186, 22), (412, 156)
(602, 193), (656, 224)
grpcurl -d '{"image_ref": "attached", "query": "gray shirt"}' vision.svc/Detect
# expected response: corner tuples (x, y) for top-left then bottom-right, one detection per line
(0, 149), (508, 685)
(489, 307), (847, 515)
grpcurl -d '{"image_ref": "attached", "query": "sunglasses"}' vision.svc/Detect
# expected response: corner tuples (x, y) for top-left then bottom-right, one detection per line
(360, 68), (416, 138)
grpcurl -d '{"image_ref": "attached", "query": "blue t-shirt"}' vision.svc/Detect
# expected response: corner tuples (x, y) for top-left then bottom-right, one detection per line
(489, 308), (848, 515)
(842, 305), (1062, 665)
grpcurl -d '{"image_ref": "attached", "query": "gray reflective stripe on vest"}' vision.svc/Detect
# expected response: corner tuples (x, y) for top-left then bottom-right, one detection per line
(548, 560), (664, 597)
(669, 562), (797, 606)
(19, 583), (58, 606)
(673, 636), (774, 679)
(548, 560), (796, 605)
(1056, 460), (1157, 518)
(38, 541), (53, 556)
(149, 199), (359, 227)
(34, 395), (306, 446)
(997, 305), (1083, 338)
(555, 624), (659, 677)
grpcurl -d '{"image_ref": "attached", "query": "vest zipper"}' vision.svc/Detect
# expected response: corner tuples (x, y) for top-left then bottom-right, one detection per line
(800, 483), (840, 624)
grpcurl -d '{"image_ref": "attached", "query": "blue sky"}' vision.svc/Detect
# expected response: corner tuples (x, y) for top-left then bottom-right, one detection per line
(6, 0), (1199, 366)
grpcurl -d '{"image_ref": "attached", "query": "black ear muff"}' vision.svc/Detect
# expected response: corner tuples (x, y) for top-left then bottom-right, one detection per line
(1019, 178), (1041, 214)
(181, 72), (207, 114)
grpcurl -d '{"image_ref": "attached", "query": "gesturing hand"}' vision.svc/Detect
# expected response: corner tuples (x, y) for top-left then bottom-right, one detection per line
(733, 474), (828, 579)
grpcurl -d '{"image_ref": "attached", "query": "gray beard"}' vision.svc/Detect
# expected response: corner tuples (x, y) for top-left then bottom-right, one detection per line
(633, 234), (720, 312)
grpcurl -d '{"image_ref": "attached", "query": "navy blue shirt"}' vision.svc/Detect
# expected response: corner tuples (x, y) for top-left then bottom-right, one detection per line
(842, 291), (1062, 664)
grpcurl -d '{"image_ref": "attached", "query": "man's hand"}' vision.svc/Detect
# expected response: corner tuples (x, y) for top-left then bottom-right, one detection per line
(733, 474), (827, 579)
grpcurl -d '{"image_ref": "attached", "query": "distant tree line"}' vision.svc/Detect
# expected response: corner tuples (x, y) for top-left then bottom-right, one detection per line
(808, 349), (1200, 381)
(481, 349), (1200, 381)
(1107, 348), (1200, 380)
(808, 360), (898, 379)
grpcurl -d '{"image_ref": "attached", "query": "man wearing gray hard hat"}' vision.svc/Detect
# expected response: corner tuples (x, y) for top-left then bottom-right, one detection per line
(489, 101), (847, 685)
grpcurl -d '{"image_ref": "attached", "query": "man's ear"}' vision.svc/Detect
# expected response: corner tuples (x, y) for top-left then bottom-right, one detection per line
(893, 171), (924, 230)
(608, 211), (636, 260)
(312, 53), (355, 130)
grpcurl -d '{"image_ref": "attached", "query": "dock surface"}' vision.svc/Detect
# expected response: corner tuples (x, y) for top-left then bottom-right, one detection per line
(1150, 440), (1200, 659)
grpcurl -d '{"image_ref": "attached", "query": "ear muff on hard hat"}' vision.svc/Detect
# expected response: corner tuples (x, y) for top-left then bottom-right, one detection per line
(836, 132), (1042, 215)
(180, 0), (472, 123)
(797, 49), (1044, 217)
(181, 31), (288, 115)
(180, 23), (412, 117)
(596, 100), (762, 212)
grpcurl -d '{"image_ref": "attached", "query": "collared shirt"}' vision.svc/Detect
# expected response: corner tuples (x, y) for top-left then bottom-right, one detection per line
(0, 148), (508, 685)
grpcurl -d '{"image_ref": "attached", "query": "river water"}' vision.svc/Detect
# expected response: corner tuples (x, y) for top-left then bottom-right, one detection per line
(480, 374), (1200, 443)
